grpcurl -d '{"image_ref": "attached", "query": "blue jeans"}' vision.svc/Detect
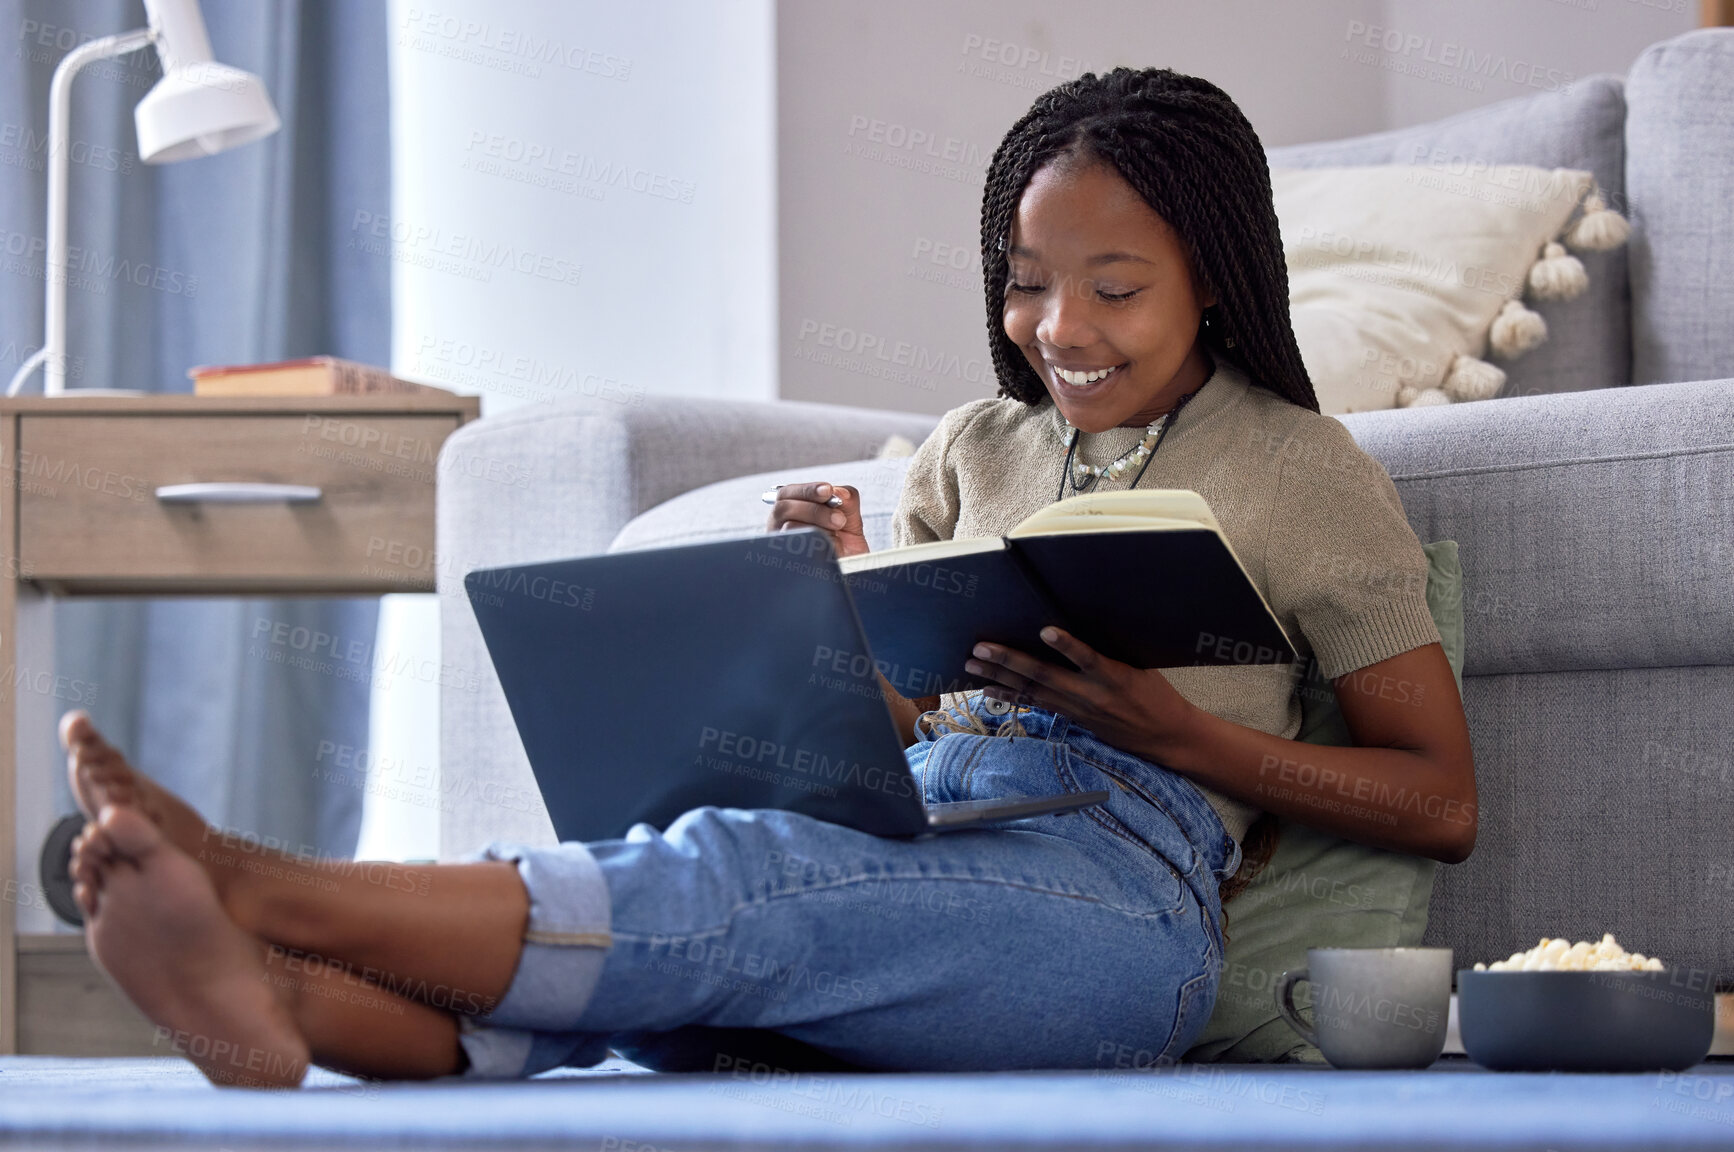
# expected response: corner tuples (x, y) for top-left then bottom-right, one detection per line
(457, 694), (1241, 1077)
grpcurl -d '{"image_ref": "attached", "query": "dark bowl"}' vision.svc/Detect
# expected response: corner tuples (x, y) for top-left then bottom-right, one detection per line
(1458, 968), (1715, 1072)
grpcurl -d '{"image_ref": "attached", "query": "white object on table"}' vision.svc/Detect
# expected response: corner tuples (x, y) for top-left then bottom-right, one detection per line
(6, 0), (280, 399)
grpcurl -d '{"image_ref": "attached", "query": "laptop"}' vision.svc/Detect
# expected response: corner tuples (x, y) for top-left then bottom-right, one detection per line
(465, 529), (1107, 842)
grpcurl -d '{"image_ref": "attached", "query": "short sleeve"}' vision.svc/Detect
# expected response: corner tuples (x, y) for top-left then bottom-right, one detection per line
(890, 404), (973, 548)
(1264, 417), (1442, 681)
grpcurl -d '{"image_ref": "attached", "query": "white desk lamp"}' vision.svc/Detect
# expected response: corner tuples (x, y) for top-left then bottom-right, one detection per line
(6, 0), (280, 397)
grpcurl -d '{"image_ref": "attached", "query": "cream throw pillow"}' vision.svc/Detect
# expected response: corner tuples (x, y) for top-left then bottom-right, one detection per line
(1272, 165), (1619, 415)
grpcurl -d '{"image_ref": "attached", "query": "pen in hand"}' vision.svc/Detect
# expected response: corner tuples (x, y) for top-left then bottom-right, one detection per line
(764, 481), (869, 558)
(761, 484), (843, 507)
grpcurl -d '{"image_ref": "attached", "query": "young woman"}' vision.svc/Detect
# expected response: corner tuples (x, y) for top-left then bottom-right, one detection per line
(62, 68), (1474, 1087)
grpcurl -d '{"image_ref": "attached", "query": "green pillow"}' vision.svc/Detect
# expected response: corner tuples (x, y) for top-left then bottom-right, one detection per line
(1184, 540), (1465, 1064)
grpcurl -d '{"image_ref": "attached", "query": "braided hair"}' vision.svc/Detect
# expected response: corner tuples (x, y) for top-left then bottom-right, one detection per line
(980, 68), (1317, 414)
(981, 70), (1310, 913)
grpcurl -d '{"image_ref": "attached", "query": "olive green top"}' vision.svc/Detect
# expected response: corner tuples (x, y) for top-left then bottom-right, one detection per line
(891, 360), (1441, 842)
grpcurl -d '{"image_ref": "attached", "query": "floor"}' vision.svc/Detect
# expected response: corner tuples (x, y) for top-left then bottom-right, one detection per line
(1, 1055), (1731, 1149)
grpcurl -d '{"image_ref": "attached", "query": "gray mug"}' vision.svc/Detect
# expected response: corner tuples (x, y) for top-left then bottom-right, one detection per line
(1275, 947), (1452, 1069)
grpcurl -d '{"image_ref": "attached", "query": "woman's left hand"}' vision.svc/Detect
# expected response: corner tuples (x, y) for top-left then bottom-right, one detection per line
(964, 627), (1201, 762)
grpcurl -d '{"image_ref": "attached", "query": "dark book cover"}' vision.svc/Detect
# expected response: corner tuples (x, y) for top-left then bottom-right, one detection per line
(845, 528), (1294, 695)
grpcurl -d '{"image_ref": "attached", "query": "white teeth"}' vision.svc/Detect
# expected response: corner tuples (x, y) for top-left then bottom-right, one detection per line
(1054, 365), (1119, 386)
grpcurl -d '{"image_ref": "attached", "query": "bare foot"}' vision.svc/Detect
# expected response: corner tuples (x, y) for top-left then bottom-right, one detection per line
(61, 710), (208, 842)
(60, 710), (233, 887)
(73, 802), (309, 1088)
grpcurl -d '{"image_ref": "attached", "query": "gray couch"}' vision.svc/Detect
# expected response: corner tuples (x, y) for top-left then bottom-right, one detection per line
(437, 31), (1734, 984)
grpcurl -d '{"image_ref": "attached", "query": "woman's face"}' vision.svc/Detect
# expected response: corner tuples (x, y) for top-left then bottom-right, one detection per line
(1002, 159), (1214, 432)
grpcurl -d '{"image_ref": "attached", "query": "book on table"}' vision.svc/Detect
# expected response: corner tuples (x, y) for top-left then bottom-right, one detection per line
(836, 488), (1295, 697)
(188, 355), (448, 397)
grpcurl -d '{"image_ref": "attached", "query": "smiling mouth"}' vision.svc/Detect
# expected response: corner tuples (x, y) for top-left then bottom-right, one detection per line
(1051, 364), (1124, 389)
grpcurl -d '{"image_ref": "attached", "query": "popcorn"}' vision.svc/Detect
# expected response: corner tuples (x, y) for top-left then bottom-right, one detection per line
(1472, 933), (1665, 972)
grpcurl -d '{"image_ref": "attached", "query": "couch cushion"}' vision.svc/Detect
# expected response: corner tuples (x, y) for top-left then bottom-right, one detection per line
(1188, 540), (1465, 1065)
(1425, 664), (1734, 983)
(608, 458), (913, 553)
(1273, 164), (1601, 413)
(1626, 28), (1734, 387)
(1269, 76), (1628, 401)
(1339, 378), (1734, 677)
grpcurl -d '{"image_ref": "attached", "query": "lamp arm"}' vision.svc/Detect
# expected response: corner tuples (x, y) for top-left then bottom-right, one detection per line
(37, 27), (158, 397)
(4, 348), (47, 398)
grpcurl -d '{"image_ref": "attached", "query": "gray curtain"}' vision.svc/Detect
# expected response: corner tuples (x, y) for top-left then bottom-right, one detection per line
(1, 0), (390, 857)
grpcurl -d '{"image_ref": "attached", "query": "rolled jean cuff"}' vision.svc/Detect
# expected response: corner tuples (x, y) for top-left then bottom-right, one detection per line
(456, 1019), (610, 1081)
(455, 839), (613, 1079)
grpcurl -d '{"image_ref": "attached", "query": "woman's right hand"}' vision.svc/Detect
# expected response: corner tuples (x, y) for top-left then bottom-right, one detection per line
(765, 481), (870, 559)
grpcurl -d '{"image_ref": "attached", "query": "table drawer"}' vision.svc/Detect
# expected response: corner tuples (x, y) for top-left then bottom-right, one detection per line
(17, 414), (459, 593)
(18, 942), (158, 1056)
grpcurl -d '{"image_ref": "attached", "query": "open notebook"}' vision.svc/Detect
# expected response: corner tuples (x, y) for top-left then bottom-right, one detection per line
(837, 489), (1295, 697)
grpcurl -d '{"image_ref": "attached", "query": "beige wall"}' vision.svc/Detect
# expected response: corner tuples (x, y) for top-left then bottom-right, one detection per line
(776, 0), (1694, 416)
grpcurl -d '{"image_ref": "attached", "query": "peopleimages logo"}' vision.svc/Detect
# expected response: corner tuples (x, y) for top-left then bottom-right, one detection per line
(955, 33), (1093, 91)
(841, 114), (992, 185)
(0, 121), (134, 174)
(1289, 224), (1526, 299)
(461, 131), (696, 204)
(350, 210), (582, 287)
(398, 8), (632, 80)
(0, 226), (197, 298)
(696, 726), (918, 800)
(845, 115), (993, 167)
(793, 318), (990, 389)
(958, 33), (1091, 79)
(1342, 20), (1574, 93)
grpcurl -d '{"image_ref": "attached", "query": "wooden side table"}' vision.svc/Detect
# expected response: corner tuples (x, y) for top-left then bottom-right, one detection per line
(0, 391), (479, 1054)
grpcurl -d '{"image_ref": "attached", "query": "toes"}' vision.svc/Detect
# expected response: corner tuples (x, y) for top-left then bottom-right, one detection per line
(59, 710), (98, 752)
(69, 819), (111, 916)
(62, 712), (123, 774)
(97, 804), (162, 858)
(71, 743), (125, 781)
(73, 821), (95, 855)
(64, 712), (140, 823)
(77, 822), (116, 867)
(72, 857), (102, 902)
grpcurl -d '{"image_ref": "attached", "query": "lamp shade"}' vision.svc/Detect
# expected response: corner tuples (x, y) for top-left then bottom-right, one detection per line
(134, 61), (279, 163)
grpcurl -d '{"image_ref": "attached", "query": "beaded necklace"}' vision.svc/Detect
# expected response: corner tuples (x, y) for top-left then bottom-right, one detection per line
(1055, 383), (1204, 504)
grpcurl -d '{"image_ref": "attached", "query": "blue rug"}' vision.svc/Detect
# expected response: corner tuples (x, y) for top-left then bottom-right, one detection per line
(1, 1056), (1730, 1149)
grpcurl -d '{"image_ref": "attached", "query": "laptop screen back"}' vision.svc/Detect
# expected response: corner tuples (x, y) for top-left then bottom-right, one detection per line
(466, 530), (929, 842)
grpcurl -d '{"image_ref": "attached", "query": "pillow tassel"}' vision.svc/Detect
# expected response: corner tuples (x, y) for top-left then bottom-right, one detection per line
(1565, 191), (1630, 251)
(1441, 353), (1506, 402)
(876, 433), (916, 460)
(1489, 299), (1547, 358)
(1527, 241), (1588, 301)
(1396, 385), (1451, 408)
